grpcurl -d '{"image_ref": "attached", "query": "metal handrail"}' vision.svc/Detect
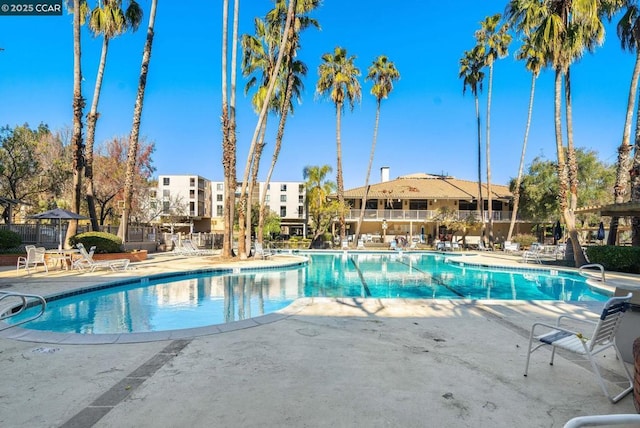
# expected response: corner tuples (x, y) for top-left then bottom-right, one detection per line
(0, 291), (46, 330)
(578, 263), (606, 282)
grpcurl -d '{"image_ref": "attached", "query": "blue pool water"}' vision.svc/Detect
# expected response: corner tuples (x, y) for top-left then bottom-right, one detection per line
(8, 252), (609, 334)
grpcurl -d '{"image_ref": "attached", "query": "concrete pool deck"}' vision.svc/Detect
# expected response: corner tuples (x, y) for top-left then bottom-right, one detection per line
(1, 251), (639, 427)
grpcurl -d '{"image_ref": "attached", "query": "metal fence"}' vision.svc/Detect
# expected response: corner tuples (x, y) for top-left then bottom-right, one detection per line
(0, 224), (158, 247)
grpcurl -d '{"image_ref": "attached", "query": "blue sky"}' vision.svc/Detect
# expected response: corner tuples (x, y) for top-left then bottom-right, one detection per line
(0, 1), (635, 190)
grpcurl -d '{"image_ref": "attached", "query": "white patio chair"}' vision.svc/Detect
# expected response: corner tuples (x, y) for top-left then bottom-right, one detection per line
(563, 414), (640, 427)
(73, 243), (130, 272)
(524, 293), (634, 403)
(254, 242), (273, 260)
(16, 245), (48, 274)
(522, 243), (542, 263)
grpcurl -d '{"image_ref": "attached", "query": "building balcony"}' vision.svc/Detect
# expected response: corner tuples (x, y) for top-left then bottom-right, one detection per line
(345, 209), (514, 222)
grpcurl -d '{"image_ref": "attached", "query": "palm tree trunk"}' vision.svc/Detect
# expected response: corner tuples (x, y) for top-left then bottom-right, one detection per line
(119, 0), (157, 243)
(246, 120), (267, 254)
(85, 35), (110, 232)
(68, 0), (85, 247)
(336, 102), (345, 241)
(609, 50), (640, 244)
(555, 68), (585, 266)
(221, 0), (231, 257)
(474, 94), (484, 240)
(258, 71), (295, 243)
(564, 68), (578, 212)
(508, 73), (536, 241)
(237, 0), (296, 259)
(354, 99), (381, 244)
(486, 63), (494, 247)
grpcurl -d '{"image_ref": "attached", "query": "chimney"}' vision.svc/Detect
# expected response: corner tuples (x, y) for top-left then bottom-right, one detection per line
(380, 166), (390, 183)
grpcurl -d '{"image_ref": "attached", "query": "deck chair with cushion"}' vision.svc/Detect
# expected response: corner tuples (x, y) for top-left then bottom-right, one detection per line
(73, 243), (130, 272)
(524, 293), (634, 403)
(16, 245), (48, 274)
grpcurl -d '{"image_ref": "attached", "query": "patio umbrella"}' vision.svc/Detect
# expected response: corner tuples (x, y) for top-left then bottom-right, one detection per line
(28, 208), (89, 249)
(553, 220), (562, 242)
(596, 221), (605, 242)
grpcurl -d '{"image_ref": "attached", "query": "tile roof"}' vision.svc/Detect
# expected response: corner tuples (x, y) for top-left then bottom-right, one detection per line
(342, 174), (512, 200)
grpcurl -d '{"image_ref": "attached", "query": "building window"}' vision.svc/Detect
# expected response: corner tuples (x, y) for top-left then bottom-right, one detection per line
(149, 190), (157, 199)
(298, 184), (304, 193)
(216, 205), (223, 216)
(163, 177), (170, 185)
(365, 199), (377, 209)
(163, 189), (170, 198)
(280, 195), (287, 202)
(280, 206), (286, 217)
(216, 194), (223, 202)
(150, 201), (157, 210)
(280, 184), (287, 192)
(217, 183), (223, 191)
(409, 200), (428, 210)
(298, 206), (304, 217)
(190, 189), (195, 198)
(189, 202), (195, 215)
(162, 201), (170, 213)
(190, 177), (195, 186)
(298, 195), (304, 203)
(265, 195), (270, 202)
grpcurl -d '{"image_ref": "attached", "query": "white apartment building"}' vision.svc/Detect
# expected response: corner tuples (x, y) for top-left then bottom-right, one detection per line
(211, 180), (307, 237)
(156, 175), (212, 232)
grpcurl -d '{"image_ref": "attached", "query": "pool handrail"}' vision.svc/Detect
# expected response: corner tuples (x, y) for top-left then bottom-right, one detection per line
(0, 291), (47, 330)
(578, 263), (605, 282)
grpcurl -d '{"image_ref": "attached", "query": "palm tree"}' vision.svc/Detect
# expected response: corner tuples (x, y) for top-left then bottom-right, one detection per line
(459, 46), (485, 240)
(354, 55), (400, 244)
(474, 13), (511, 247)
(316, 46), (361, 243)
(236, 0), (297, 259)
(303, 164), (337, 246)
(220, 0), (240, 258)
(256, 0), (319, 244)
(85, 0), (143, 231)
(119, 0), (157, 243)
(609, 4), (640, 244)
(67, 0), (86, 246)
(507, 35), (545, 241)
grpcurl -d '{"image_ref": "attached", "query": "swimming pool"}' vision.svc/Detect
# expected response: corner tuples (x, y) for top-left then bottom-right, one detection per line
(5, 252), (610, 335)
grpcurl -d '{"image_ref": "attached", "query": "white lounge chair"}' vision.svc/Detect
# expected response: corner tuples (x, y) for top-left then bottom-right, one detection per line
(524, 293), (634, 403)
(16, 245), (48, 274)
(73, 243), (130, 272)
(254, 242), (273, 259)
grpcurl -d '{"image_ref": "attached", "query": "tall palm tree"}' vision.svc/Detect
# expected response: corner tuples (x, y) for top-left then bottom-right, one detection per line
(474, 13), (511, 247)
(459, 46), (485, 240)
(236, 0), (297, 259)
(67, 0), (87, 246)
(119, 0), (157, 243)
(507, 35), (545, 241)
(256, 0), (319, 244)
(303, 164), (336, 246)
(85, 0), (143, 231)
(354, 55), (400, 244)
(316, 46), (361, 243)
(609, 4), (640, 244)
(220, 0), (240, 258)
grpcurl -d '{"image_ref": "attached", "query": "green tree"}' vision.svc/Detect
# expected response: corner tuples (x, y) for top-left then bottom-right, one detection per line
(304, 165), (341, 247)
(474, 13), (511, 247)
(434, 207), (480, 249)
(85, 0), (143, 231)
(354, 55), (400, 246)
(119, 0), (157, 243)
(316, 46), (361, 243)
(459, 47), (485, 239)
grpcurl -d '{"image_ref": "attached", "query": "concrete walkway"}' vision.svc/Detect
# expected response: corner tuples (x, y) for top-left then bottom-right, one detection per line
(0, 252), (639, 427)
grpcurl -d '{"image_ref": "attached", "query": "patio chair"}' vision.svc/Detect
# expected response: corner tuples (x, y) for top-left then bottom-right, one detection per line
(563, 414), (640, 428)
(254, 242), (273, 260)
(16, 245), (48, 274)
(524, 293), (634, 403)
(522, 243), (542, 263)
(73, 243), (130, 272)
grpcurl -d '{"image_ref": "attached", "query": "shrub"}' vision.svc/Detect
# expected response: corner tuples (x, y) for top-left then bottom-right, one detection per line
(0, 229), (22, 250)
(585, 245), (640, 274)
(511, 233), (537, 249)
(69, 231), (123, 254)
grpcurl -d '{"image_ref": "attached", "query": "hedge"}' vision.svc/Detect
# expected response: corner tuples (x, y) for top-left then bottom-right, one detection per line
(0, 229), (22, 250)
(585, 245), (640, 274)
(69, 231), (123, 254)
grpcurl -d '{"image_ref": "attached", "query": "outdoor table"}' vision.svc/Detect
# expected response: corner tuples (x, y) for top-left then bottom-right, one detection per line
(45, 249), (80, 271)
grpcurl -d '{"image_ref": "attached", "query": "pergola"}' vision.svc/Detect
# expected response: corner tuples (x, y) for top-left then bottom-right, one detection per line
(576, 201), (640, 217)
(0, 196), (22, 224)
